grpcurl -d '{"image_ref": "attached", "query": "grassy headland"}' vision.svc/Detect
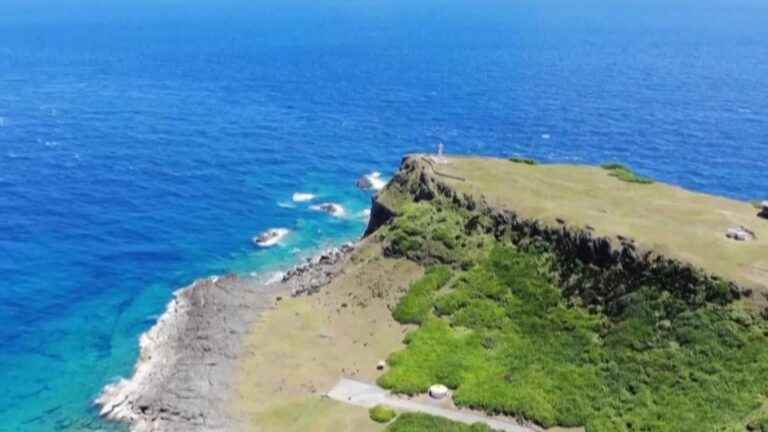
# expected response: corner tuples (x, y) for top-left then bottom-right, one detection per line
(411, 156), (767, 302)
(233, 154), (768, 432)
(368, 155), (768, 431)
(377, 200), (768, 431)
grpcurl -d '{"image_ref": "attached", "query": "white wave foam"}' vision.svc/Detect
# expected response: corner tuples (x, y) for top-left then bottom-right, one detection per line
(365, 172), (387, 191)
(277, 201), (296, 209)
(264, 272), (286, 285)
(253, 228), (290, 247)
(310, 202), (346, 218)
(541, 133), (551, 139)
(292, 192), (316, 202)
(360, 209), (371, 221)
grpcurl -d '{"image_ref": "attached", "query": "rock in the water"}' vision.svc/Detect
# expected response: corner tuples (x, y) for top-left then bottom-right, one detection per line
(356, 171), (387, 191)
(253, 228), (290, 247)
(428, 384), (449, 400)
(310, 202), (346, 217)
(356, 175), (374, 189)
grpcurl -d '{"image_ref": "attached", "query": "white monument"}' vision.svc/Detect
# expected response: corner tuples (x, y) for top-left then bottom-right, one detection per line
(434, 142), (447, 164)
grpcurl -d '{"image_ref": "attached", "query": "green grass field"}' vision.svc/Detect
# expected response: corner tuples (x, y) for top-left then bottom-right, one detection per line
(376, 200), (768, 432)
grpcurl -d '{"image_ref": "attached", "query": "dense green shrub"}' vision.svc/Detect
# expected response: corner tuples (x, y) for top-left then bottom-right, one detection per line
(601, 163), (654, 184)
(387, 413), (496, 432)
(381, 202), (492, 269)
(369, 404), (397, 423)
(508, 157), (538, 165)
(392, 265), (452, 324)
(380, 227), (768, 430)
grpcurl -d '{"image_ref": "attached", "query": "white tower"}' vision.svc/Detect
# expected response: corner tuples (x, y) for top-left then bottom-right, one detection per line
(435, 142), (446, 164)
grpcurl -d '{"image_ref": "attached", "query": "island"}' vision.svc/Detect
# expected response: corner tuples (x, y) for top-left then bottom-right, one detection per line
(100, 155), (768, 432)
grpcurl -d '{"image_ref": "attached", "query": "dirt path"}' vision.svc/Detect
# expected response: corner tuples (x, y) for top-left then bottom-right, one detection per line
(326, 378), (539, 432)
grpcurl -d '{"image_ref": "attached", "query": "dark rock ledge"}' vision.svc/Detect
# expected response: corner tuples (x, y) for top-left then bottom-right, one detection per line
(96, 243), (355, 432)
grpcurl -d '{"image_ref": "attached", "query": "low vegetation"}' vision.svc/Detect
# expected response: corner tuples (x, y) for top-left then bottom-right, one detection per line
(601, 163), (654, 184)
(387, 413), (497, 432)
(508, 157), (538, 165)
(380, 202), (493, 269)
(369, 404), (397, 423)
(392, 266), (452, 324)
(378, 200), (768, 431)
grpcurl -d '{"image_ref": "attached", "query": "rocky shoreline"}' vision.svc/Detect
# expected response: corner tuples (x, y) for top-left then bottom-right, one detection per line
(96, 243), (357, 432)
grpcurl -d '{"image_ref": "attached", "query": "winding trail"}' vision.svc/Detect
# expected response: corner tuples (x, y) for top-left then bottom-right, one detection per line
(326, 378), (539, 432)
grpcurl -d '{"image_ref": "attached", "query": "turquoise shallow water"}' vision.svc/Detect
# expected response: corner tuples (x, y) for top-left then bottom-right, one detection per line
(0, 0), (767, 430)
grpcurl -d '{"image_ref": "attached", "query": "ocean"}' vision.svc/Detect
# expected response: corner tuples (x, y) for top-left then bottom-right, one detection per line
(0, 0), (766, 430)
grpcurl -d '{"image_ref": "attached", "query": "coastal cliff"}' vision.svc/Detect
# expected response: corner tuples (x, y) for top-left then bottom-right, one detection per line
(364, 155), (768, 431)
(367, 155), (763, 315)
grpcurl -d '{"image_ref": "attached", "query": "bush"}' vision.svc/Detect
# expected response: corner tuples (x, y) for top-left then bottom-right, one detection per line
(392, 266), (452, 324)
(508, 157), (538, 165)
(601, 163), (654, 184)
(387, 413), (496, 431)
(380, 229), (768, 430)
(369, 404), (397, 423)
(382, 202), (492, 269)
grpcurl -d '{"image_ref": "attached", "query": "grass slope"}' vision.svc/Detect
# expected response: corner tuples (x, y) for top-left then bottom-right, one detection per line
(377, 201), (768, 431)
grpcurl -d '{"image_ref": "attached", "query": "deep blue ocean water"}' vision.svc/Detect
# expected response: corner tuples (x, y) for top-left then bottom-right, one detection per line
(1, 0), (767, 430)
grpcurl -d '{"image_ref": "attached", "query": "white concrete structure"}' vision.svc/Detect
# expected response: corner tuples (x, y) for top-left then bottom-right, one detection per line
(429, 384), (449, 400)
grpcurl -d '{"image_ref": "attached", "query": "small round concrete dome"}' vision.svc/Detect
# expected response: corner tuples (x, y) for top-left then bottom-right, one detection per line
(428, 384), (449, 399)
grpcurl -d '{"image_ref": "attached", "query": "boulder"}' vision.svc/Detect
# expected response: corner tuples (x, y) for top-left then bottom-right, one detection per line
(726, 226), (755, 241)
(428, 384), (449, 400)
(760, 201), (768, 219)
(356, 176), (374, 189)
(310, 202), (345, 217)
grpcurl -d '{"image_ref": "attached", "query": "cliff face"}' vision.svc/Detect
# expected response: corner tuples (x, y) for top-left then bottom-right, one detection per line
(367, 155), (746, 317)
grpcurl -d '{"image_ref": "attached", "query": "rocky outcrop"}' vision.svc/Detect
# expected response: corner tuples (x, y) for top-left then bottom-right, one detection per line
(356, 175), (374, 190)
(282, 243), (354, 296)
(368, 155), (744, 317)
(364, 198), (397, 236)
(96, 244), (355, 432)
(759, 201), (768, 219)
(363, 156), (477, 236)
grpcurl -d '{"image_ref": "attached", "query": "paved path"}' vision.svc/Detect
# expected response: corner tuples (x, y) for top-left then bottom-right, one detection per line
(326, 378), (538, 432)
